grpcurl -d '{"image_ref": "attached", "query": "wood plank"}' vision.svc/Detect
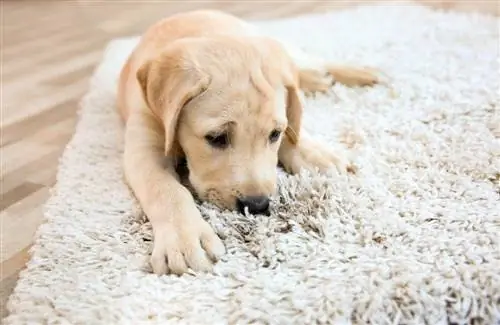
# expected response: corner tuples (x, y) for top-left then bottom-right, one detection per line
(1, 149), (65, 196)
(0, 246), (31, 285)
(2, 36), (109, 78)
(0, 183), (45, 211)
(2, 77), (90, 128)
(1, 119), (75, 189)
(1, 99), (78, 147)
(1, 188), (49, 262)
(1, 141), (55, 178)
(3, 50), (101, 94)
(0, 249), (30, 319)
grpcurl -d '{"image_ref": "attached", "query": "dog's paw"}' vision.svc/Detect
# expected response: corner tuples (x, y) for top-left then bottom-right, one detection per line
(326, 65), (388, 87)
(281, 135), (355, 175)
(298, 66), (389, 97)
(297, 141), (353, 175)
(298, 69), (335, 97)
(150, 207), (226, 276)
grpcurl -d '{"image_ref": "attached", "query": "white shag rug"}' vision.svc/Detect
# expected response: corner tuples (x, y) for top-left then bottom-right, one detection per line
(4, 3), (500, 325)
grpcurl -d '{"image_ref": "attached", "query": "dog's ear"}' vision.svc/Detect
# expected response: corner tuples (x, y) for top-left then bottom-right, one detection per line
(246, 36), (304, 146)
(136, 47), (210, 155)
(283, 74), (302, 145)
(279, 60), (303, 146)
(256, 37), (303, 146)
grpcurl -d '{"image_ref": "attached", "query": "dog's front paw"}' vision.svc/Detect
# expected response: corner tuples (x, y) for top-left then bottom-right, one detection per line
(296, 141), (352, 175)
(280, 135), (355, 175)
(150, 207), (226, 276)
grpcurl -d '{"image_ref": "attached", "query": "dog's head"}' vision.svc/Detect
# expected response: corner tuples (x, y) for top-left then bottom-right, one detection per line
(136, 36), (302, 214)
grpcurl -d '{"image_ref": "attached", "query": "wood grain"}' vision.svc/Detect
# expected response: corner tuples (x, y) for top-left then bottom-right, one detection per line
(1, 0), (497, 318)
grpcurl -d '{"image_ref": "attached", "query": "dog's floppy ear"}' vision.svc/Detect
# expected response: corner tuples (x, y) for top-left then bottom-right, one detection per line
(257, 37), (303, 146)
(136, 46), (210, 155)
(248, 36), (303, 146)
(281, 62), (303, 146)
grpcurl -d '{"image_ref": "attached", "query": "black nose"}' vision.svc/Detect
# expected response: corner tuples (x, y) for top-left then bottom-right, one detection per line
(236, 196), (270, 215)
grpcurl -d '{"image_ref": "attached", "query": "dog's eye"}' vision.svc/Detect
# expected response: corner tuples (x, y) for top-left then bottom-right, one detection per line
(268, 129), (281, 143)
(205, 133), (229, 149)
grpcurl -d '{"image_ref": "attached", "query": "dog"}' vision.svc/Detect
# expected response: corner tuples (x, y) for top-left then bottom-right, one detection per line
(117, 9), (381, 276)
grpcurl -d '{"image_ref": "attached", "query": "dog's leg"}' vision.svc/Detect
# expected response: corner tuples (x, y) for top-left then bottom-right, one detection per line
(281, 42), (383, 95)
(123, 112), (225, 275)
(279, 130), (355, 175)
(277, 43), (381, 174)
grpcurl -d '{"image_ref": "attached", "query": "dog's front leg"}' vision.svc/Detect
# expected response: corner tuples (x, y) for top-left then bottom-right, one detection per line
(123, 112), (225, 275)
(278, 130), (353, 175)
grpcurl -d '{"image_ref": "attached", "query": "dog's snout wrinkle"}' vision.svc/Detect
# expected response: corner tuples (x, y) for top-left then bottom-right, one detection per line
(236, 195), (270, 215)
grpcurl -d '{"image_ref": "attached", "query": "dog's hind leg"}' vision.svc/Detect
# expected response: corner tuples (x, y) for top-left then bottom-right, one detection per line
(280, 42), (384, 95)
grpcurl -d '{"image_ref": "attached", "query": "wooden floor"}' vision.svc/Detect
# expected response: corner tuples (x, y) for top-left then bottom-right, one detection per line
(0, 0), (498, 319)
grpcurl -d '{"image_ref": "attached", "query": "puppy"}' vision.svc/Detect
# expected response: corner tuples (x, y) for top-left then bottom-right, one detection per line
(117, 10), (381, 275)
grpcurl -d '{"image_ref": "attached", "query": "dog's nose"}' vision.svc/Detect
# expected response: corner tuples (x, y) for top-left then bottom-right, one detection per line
(236, 196), (270, 215)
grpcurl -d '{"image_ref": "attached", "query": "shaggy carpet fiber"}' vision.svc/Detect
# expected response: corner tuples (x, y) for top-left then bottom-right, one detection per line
(4, 3), (500, 325)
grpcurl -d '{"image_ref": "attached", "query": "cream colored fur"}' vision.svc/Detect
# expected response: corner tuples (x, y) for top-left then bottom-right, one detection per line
(117, 10), (381, 275)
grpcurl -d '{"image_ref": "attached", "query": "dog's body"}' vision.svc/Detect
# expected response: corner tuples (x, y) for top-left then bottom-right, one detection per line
(117, 10), (381, 275)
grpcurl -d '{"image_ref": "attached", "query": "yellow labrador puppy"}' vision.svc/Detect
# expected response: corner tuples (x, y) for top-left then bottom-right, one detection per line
(117, 10), (380, 276)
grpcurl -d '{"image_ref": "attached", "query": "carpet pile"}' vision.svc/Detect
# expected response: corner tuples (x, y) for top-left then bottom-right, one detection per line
(4, 2), (500, 324)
